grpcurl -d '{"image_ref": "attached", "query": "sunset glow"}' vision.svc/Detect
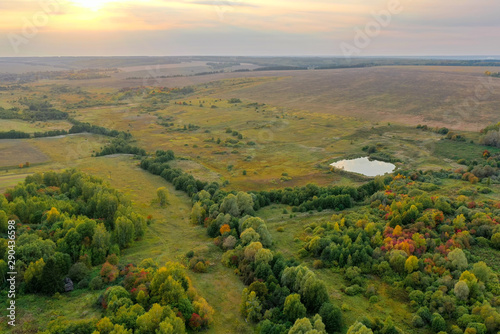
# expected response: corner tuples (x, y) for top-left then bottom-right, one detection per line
(0, 0), (499, 56)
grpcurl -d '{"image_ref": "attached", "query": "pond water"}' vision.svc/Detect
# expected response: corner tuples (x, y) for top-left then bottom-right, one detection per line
(330, 157), (395, 177)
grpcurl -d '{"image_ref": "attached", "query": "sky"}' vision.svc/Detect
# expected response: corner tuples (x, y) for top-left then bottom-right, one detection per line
(0, 0), (499, 57)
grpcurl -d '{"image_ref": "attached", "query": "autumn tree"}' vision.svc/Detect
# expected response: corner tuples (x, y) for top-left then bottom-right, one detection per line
(405, 255), (419, 273)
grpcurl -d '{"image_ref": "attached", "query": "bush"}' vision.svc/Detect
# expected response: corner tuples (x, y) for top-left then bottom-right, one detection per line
(369, 296), (379, 303)
(77, 277), (90, 289)
(412, 315), (425, 328)
(431, 313), (447, 333)
(89, 276), (104, 290)
(345, 284), (363, 296)
(68, 262), (90, 283)
(106, 253), (119, 265)
(313, 260), (323, 269)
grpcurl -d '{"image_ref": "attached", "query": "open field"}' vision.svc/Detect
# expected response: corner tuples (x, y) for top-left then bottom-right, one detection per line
(0, 60), (499, 334)
(48, 65), (500, 131)
(0, 119), (72, 133)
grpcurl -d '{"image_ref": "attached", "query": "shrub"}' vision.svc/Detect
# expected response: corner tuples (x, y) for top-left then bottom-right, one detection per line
(68, 262), (90, 283)
(89, 276), (104, 290)
(106, 253), (119, 265)
(345, 285), (363, 296)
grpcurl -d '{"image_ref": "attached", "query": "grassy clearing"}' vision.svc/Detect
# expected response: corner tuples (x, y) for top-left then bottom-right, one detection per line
(433, 139), (500, 162)
(0, 289), (102, 333)
(0, 119), (72, 133)
(77, 155), (252, 334)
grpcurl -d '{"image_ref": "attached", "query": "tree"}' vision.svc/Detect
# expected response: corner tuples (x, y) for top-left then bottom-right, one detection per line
(190, 202), (205, 225)
(405, 256), (419, 273)
(255, 248), (273, 264)
(454, 280), (470, 301)
(92, 223), (111, 265)
(448, 248), (468, 270)
(241, 227), (260, 245)
(96, 317), (114, 334)
(492, 233), (500, 250)
(46, 207), (60, 225)
(245, 291), (262, 322)
(0, 210), (8, 233)
(24, 258), (45, 292)
(236, 192), (254, 216)
(319, 302), (342, 333)
(40, 252), (71, 294)
(471, 261), (491, 282)
(431, 313), (446, 333)
(136, 303), (184, 334)
(288, 318), (313, 334)
(302, 277), (329, 313)
(220, 224), (230, 235)
(192, 297), (214, 328)
(157, 187), (168, 207)
(284, 294), (307, 322)
(220, 194), (239, 217)
(388, 249), (407, 273)
(347, 321), (374, 334)
(244, 242), (263, 262)
(114, 216), (135, 248)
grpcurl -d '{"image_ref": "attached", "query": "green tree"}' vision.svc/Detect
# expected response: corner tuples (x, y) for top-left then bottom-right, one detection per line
(40, 252), (71, 294)
(347, 321), (373, 334)
(236, 192), (254, 216)
(24, 258), (45, 292)
(491, 233), (500, 250)
(448, 248), (468, 270)
(288, 318), (313, 334)
(114, 216), (135, 248)
(190, 202), (205, 225)
(454, 280), (470, 300)
(302, 277), (329, 313)
(431, 313), (447, 333)
(220, 194), (239, 217)
(284, 294), (307, 322)
(245, 291), (262, 323)
(92, 223), (111, 265)
(157, 187), (168, 207)
(319, 302), (342, 333)
(0, 210), (8, 233)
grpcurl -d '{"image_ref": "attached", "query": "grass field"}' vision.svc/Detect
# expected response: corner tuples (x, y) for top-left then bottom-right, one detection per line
(0, 119), (72, 133)
(0, 63), (499, 334)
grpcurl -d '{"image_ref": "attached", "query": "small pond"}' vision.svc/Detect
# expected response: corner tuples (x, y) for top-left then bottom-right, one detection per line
(330, 157), (395, 177)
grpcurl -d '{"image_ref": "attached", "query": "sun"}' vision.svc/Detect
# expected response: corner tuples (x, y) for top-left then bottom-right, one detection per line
(69, 0), (116, 11)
